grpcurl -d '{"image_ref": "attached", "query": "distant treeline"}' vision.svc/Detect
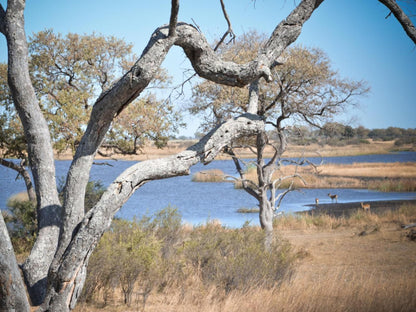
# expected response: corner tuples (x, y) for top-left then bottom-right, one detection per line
(177, 123), (416, 147)
(280, 123), (416, 146)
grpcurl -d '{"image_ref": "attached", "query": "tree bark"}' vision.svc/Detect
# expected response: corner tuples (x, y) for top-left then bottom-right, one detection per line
(41, 114), (264, 311)
(1, 0), (62, 305)
(0, 211), (30, 312)
(378, 0), (416, 45)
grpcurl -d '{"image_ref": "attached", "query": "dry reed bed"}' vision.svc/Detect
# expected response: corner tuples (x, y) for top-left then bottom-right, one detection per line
(227, 162), (416, 191)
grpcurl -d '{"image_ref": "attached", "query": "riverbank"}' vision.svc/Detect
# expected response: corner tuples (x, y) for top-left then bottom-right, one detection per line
(302, 199), (416, 218)
(54, 139), (415, 160)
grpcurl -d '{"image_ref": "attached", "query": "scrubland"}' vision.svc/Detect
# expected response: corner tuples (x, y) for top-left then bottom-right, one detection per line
(75, 204), (416, 312)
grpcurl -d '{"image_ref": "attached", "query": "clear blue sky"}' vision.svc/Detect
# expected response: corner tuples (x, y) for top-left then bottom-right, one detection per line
(1, 0), (415, 137)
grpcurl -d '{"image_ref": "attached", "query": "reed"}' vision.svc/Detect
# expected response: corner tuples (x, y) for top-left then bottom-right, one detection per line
(191, 169), (225, 182)
(232, 162), (416, 191)
(236, 207), (259, 213)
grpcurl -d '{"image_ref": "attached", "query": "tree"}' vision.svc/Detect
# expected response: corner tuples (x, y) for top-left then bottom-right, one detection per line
(0, 0), (414, 311)
(190, 34), (369, 248)
(0, 30), (178, 201)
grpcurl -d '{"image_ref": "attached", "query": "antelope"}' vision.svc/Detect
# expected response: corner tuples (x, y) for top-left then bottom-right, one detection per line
(315, 198), (319, 206)
(328, 193), (338, 203)
(361, 202), (371, 212)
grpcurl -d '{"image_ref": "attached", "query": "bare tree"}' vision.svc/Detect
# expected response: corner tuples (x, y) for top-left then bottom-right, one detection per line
(191, 39), (369, 249)
(0, 0), (414, 311)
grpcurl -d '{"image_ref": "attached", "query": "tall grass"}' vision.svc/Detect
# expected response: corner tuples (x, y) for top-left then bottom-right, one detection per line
(229, 162), (416, 191)
(80, 208), (297, 309)
(76, 203), (416, 312)
(191, 169), (225, 182)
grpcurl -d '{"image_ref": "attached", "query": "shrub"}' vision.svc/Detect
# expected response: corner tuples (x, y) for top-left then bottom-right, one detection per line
(82, 208), (298, 306)
(3, 196), (37, 253)
(182, 223), (296, 292)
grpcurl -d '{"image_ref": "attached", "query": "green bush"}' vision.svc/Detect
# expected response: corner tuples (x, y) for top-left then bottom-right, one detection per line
(182, 223), (295, 293)
(4, 179), (105, 253)
(82, 208), (298, 306)
(3, 199), (37, 253)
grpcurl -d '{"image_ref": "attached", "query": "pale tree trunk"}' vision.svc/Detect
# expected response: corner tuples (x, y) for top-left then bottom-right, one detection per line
(0, 211), (30, 311)
(1, 0), (61, 305)
(256, 132), (276, 250)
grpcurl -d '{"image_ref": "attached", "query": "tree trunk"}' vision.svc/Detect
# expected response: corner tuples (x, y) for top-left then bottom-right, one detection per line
(258, 192), (274, 251)
(40, 115), (264, 311)
(2, 0), (62, 304)
(0, 212), (30, 312)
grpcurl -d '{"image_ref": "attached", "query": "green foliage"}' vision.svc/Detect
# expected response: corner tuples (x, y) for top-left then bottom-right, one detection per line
(4, 180), (105, 253)
(0, 29), (181, 165)
(82, 208), (297, 306)
(84, 217), (162, 306)
(3, 198), (37, 253)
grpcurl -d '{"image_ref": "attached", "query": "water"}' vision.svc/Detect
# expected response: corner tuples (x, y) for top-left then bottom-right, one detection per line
(1, 152), (415, 227)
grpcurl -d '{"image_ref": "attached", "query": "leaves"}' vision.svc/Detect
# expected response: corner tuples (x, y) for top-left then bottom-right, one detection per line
(189, 31), (369, 132)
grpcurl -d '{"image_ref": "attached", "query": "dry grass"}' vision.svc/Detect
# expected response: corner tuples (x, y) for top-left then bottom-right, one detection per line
(76, 204), (416, 312)
(192, 169), (225, 182)
(233, 162), (416, 191)
(319, 162), (416, 178)
(53, 139), (414, 161)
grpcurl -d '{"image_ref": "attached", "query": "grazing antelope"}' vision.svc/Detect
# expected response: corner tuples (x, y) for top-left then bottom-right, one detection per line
(328, 193), (338, 203)
(315, 198), (319, 206)
(361, 202), (371, 212)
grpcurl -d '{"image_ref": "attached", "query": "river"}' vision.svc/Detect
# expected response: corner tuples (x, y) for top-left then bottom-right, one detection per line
(1, 151), (415, 227)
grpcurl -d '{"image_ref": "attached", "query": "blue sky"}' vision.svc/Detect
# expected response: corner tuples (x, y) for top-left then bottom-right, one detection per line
(0, 0), (415, 136)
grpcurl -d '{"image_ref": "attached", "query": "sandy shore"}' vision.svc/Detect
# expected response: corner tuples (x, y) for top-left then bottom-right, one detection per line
(301, 199), (416, 218)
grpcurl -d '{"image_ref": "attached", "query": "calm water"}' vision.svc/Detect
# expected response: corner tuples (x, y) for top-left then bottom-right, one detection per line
(1, 152), (415, 227)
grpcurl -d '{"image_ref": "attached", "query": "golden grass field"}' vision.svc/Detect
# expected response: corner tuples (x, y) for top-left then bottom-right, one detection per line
(193, 162), (416, 192)
(75, 205), (416, 312)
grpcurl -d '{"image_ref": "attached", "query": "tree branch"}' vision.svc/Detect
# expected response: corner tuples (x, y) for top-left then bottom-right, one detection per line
(262, 0), (324, 67)
(0, 4), (5, 35)
(169, 0), (179, 37)
(44, 113), (264, 309)
(214, 0), (236, 50)
(378, 0), (416, 44)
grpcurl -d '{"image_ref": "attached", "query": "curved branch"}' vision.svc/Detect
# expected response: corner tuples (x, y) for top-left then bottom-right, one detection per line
(263, 0), (324, 66)
(44, 113), (264, 309)
(378, 0), (416, 44)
